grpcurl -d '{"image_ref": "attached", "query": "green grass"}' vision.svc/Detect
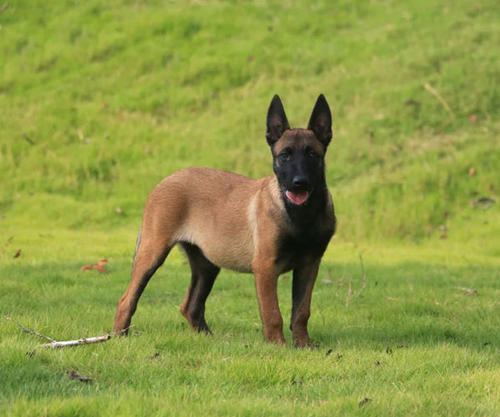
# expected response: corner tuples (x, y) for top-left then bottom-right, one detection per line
(1, 237), (499, 416)
(1, 0), (499, 415)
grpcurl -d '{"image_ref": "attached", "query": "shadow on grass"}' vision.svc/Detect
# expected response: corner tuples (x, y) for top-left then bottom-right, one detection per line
(311, 261), (500, 352)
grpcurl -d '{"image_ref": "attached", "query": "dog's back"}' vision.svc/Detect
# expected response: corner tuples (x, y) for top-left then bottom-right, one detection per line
(143, 167), (281, 272)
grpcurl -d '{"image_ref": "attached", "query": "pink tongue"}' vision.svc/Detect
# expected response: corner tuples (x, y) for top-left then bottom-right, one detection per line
(285, 190), (309, 205)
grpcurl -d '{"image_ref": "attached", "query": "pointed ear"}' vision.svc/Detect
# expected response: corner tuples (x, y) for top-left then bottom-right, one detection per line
(266, 95), (290, 146)
(308, 94), (332, 148)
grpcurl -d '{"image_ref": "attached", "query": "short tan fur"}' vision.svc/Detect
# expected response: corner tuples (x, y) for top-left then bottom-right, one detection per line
(114, 95), (336, 347)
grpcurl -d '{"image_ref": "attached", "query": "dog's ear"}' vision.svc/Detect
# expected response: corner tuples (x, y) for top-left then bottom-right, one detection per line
(266, 95), (290, 146)
(308, 94), (332, 148)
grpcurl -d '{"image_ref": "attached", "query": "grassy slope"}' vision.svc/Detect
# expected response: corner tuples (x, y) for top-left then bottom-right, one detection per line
(0, 0), (499, 416)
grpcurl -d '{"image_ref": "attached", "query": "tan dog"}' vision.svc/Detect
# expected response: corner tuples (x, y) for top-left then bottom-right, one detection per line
(114, 95), (336, 347)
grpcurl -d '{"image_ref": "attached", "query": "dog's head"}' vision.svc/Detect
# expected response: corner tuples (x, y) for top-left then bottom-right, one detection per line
(266, 94), (332, 206)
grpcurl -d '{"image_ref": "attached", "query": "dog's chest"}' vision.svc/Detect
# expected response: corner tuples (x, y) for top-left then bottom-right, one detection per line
(275, 225), (333, 273)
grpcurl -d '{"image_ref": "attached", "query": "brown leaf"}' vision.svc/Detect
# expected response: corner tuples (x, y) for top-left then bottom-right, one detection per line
(81, 259), (108, 273)
(468, 114), (477, 123)
(471, 197), (495, 209)
(457, 287), (477, 296)
(93, 265), (106, 274)
(80, 264), (93, 271)
(96, 259), (108, 266)
(67, 370), (92, 383)
(13, 249), (21, 258)
(468, 167), (476, 177)
(359, 397), (372, 407)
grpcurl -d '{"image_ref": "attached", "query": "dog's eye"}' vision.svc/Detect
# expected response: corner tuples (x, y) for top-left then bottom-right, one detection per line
(278, 150), (291, 162)
(306, 148), (318, 158)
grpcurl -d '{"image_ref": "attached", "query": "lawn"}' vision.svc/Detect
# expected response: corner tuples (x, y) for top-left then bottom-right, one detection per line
(1, 0), (499, 416)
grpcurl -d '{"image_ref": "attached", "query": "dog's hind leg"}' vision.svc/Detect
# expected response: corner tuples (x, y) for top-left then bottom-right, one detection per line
(113, 228), (173, 335)
(179, 242), (220, 334)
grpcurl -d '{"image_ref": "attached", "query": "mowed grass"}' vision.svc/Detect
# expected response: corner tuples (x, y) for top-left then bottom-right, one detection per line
(1, 234), (499, 416)
(1, 0), (499, 416)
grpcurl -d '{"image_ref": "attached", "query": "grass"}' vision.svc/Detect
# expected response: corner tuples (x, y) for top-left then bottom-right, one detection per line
(0, 0), (499, 415)
(1, 237), (499, 416)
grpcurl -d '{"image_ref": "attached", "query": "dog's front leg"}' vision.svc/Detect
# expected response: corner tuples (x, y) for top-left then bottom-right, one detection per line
(290, 258), (321, 347)
(253, 265), (286, 345)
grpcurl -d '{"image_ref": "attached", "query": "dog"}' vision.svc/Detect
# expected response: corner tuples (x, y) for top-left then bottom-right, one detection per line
(113, 94), (336, 347)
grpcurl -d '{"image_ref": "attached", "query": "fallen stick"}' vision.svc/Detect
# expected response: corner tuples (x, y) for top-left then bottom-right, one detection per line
(2, 315), (115, 349)
(41, 335), (111, 349)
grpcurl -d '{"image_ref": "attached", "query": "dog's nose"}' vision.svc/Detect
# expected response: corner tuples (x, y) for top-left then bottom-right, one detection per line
(292, 176), (309, 188)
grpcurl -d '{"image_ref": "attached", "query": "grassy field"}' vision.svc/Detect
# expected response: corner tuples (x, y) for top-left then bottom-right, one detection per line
(1, 0), (499, 415)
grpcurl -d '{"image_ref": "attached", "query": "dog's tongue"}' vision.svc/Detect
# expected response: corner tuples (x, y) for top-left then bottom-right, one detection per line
(285, 190), (309, 205)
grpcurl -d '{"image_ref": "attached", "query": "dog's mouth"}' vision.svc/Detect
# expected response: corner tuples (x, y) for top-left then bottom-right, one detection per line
(285, 189), (310, 205)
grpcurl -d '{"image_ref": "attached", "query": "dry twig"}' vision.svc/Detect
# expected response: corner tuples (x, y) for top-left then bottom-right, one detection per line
(456, 286), (478, 296)
(67, 370), (93, 383)
(424, 83), (456, 120)
(42, 335), (111, 349)
(2, 315), (113, 348)
(2, 315), (55, 342)
(346, 252), (368, 306)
